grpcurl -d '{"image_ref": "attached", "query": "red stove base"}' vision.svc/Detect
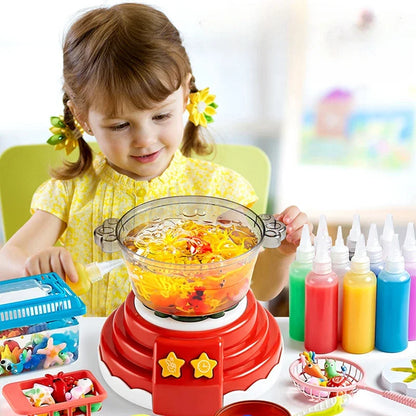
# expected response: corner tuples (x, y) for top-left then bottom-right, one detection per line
(99, 290), (282, 416)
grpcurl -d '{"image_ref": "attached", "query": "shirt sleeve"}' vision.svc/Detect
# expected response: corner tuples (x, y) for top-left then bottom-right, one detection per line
(30, 179), (71, 223)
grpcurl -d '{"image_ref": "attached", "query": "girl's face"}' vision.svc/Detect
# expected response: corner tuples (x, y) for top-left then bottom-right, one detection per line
(85, 87), (188, 181)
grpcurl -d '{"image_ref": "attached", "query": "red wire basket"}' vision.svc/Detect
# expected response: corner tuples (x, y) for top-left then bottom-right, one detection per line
(2, 369), (107, 416)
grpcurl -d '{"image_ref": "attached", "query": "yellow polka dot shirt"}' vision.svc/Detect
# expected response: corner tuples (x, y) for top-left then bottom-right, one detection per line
(31, 151), (257, 316)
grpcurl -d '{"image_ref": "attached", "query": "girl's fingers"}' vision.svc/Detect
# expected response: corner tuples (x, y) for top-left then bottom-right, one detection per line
(60, 249), (78, 283)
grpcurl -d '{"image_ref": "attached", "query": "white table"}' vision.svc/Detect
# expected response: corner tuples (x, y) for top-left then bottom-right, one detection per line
(0, 317), (414, 415)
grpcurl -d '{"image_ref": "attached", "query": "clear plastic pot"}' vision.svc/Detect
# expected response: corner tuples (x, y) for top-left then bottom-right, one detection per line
(115, 196), (266, 317)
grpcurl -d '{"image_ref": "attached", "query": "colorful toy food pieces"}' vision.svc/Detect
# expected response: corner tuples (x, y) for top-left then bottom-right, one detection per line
(300, 352), (327, 383)
(65, 377), (94, 400)
(299, 351), (329, 397)
(21, 372), (99, 415)
(44, 371), (76, 403)
(324, 359), (351, 396)
(37, 337), (67, 369)
(23, 383), (55, 407)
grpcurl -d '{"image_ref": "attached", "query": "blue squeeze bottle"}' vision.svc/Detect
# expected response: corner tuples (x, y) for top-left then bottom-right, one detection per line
(375, 234), (411, 352)
(366, 223), (384, 277)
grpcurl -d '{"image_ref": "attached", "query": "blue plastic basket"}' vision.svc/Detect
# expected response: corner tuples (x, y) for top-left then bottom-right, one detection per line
(0, 273), (86, 330)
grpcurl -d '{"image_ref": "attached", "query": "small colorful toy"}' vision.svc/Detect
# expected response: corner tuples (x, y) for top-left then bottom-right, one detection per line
(298, 352), (329, 398)
(324, 359), (351, 396)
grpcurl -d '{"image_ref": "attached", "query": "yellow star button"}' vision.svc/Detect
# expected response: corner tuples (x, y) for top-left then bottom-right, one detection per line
(158, 351), (185, 378)
(190, 352), (217, 378)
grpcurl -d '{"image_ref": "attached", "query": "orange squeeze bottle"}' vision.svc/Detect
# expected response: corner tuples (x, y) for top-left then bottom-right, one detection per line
(67, 259), (124, 296)
(342, 234), (377, 353)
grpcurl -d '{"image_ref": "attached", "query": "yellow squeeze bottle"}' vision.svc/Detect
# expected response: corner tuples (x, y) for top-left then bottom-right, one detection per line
(67, 259), (124, 296)
(342, 234), (377, 353)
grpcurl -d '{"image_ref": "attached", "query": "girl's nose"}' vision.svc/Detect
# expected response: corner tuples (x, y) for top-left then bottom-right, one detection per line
(131, 123), (156, 146)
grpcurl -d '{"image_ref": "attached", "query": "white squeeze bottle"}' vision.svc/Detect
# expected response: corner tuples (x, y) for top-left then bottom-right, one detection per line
(366, 223), (384, 277)
(402, 223), (416, 341)
(380, 214), (394, 260)
(316, 215), (332, 252)
(347, 214), (361, 260)
(331, 226), (350, 340)
(66, 259), (125, 296)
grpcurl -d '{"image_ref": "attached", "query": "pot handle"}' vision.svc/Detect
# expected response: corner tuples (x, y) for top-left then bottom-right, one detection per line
(259, 214), (286, 249)
(94, 218), (120, 253)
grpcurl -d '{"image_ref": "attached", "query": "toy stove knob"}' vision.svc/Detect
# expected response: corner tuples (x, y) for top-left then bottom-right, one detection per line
(259, 214), (286, 249)
(94, 218), (119, 253)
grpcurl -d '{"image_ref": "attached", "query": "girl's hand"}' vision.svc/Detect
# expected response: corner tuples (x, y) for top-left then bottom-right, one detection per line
(274, 206), (313, 256)
(24, 246), (78, 283)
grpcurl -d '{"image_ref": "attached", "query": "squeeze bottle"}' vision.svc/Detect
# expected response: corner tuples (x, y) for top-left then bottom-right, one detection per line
(402, 222), (416, 341)
(380, 214), (394, 260)
(375, 234), (411, 352)
(289, 224), (314, 341)
(305, 238), (338, 353)
(346, 214), (361, 260)
(316, 215), (332, 252)
(341, 234), (376, 353)
(366, 223), (384, 276)
(331, 226), (350, 340)
(66, 259), (125, 296)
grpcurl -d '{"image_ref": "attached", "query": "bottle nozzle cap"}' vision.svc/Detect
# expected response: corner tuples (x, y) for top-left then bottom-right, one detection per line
(403, 222), (416, 263)
(385, 233), (405, 273)
(351, 233), (370, 272)
(347, 214), (361, 253)
(86, 259), (125, 283)
(296, 224), (314, 263)
(313, 237), (332, 274)
(366, 223), (383, 264)
(331, 225), (349, 264)
(317, 214), (332, 251)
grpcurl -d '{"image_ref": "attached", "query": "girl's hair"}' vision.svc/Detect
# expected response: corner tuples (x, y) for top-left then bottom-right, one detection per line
(54, 2), (213, 180)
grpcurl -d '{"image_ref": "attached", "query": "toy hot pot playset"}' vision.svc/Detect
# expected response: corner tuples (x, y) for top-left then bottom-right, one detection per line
(94, 196), (286, 416)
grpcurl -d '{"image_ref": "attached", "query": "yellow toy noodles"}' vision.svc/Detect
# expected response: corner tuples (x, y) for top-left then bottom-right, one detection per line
(123, 219), (258, 316)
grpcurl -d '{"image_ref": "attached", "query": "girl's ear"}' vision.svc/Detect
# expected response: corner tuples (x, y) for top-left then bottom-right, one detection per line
(67, 100), (92, 135)
(183, 73), (193, 111)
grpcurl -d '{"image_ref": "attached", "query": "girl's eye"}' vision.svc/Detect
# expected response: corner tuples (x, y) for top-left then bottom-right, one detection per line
(110, 122), (129, 131)
(153, 113), (171, 121)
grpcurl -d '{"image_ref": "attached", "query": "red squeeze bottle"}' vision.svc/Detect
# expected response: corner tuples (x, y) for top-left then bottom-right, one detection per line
(304, 237), (339, 353)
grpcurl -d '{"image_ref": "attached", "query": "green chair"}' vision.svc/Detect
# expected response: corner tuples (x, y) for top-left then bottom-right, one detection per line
(0, 143), (270, 242)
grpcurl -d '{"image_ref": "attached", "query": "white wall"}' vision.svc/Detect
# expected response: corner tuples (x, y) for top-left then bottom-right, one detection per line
(278, 0), (416, 225)
(0, 0), (289, 154)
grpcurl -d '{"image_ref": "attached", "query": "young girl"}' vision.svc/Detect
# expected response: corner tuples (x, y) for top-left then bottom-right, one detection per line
(0, 3), (311, 316)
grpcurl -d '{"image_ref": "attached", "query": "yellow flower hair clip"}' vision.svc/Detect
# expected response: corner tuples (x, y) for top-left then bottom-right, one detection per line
(186, 87), (218, 127)
(47, 116), (84, 155)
